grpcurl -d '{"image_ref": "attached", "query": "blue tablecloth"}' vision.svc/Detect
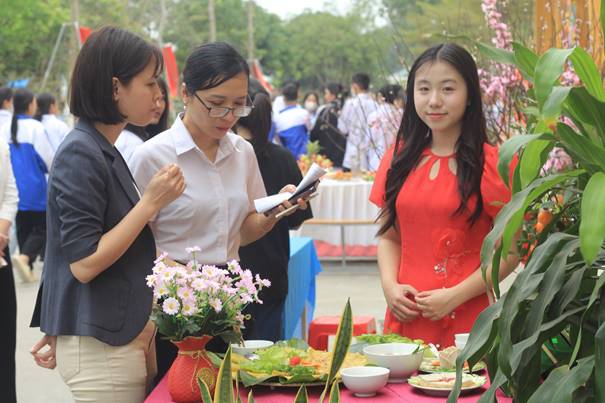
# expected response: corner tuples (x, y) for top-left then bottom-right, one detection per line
(282, 237), (322, 339)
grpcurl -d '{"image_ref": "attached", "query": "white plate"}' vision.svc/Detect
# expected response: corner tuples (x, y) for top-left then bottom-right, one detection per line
(408, 373), (486, 397)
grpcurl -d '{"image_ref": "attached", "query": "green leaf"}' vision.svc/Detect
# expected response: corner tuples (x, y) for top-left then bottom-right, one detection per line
(534, 48), (574, 108)
(476, 370), (508, 403)
(294, 385), (308, 403)
(521, 239), (580, 339)
(329, 381), (341, 403)
(238, 370), (273, 387)
(447, 302), (502, 402)
(569, 47), (605, 102)
(557, 123), (605, 173)
(214, 346), (235, 403)
(579, 173), (605, 264)
(475, 41), (515, 65)
(498, 133), (545, 187)
(564, 87), (605, 146)
(527, 356), (595, 403)
(512, 41), (539, 81)
(519, 139), (553, 188)
(542, 86), (572, 119)
(569, 270), (605, 364)
(198, 377), (214, 403)
(595, 320), (605, 403)
(481, 171), (584, 273)
(493, 233), (577, 380)
(320, 299), (353, 402)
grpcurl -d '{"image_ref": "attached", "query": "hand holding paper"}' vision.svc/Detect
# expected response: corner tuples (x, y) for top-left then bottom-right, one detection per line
(254, 162), (326, 215)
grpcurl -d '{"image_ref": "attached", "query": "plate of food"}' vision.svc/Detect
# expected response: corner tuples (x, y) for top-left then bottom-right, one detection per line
(350, 333), (427, 354)
(419, 346), (486, 373)
(408, 373), (487, 396)
(229, 340), (367, 387)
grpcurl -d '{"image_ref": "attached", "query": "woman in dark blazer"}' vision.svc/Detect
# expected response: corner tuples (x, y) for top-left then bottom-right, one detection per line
(29, 26), (185, 403)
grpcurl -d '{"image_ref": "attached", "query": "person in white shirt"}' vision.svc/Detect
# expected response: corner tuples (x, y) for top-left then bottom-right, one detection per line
(0, 89), (54, 282)
(367, 84), (404, 171)
(115, 77), (169, 163)
(274, 83), (311, 158)
(129, 42), (307, 380)
(34, 93), (71, 153)
(0, 87), (13, 131)
(302, 92), (320, 127)
(338, 72), (378, 171)
(0, 137), (19, 403)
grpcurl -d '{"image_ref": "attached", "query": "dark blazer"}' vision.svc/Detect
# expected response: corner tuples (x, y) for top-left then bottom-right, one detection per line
(31, 119), (156, 346)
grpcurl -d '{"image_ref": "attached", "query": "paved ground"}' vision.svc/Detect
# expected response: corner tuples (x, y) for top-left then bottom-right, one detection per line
(14, 260), (385, 403)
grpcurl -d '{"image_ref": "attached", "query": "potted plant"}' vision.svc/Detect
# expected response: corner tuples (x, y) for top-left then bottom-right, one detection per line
(146, 248), (270, 402)
(448, 24), (605, 403)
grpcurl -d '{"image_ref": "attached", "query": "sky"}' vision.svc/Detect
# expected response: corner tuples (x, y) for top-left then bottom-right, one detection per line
(254, 0), (352, 20)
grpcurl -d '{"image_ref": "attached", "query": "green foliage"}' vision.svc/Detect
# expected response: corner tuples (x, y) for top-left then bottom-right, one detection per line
(199, 300), (354, 402)
(0, 0), (67, 88)
(448, 38), (605, 403)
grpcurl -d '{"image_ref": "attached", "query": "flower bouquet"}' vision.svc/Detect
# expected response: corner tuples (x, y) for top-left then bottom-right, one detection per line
(146, 247), (270, 402)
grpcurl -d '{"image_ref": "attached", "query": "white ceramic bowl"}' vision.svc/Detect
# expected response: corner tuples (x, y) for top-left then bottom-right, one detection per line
(340, 366), (390, 397)
(230, 340), (274, 356)
(362, 343), (423, 381)
(455, 340), (467, 350)
(455, 333), (469, 343)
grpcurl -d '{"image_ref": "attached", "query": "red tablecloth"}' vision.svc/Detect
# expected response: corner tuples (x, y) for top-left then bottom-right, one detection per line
(145, 375), (512, 403)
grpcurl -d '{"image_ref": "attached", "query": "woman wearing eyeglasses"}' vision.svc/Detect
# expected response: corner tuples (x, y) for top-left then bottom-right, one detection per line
(129, 42), (307, 383)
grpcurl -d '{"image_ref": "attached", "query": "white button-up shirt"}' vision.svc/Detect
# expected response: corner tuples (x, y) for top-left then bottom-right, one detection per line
(129, 115), (267, 264)
(338, 92), (378, 171)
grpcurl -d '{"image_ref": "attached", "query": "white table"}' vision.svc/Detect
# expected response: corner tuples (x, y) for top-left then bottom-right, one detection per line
(292, 178), (380, 263)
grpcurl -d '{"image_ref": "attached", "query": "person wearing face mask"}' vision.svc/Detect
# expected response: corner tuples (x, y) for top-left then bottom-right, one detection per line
(302, 92), (320, 127)
(129, 42), (308, 382)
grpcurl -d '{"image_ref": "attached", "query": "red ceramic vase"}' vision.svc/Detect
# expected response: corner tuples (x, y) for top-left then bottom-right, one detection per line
(168, 335), (218, 403)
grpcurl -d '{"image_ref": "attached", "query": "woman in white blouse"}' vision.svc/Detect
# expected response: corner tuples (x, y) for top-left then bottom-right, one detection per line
(130, 42), (306, 380)
(0, 137), (19, 403)
(34, 93), (71, 153)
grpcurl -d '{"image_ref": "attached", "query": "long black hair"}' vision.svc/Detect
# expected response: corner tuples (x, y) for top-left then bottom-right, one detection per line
(10, 89), (35, 147)
(34, 92), (56, 121)
(236, 78), (272, 156)
(377, 43), (488, 235)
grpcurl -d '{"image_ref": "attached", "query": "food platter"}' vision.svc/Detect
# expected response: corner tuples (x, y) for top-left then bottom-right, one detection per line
(408, 373), (486, 396)
(419, 358), (486, 373)
(231, 340), (367, 388)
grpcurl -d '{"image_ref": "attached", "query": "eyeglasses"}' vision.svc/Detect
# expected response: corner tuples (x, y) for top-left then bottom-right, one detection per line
(192, 93), (253, 118)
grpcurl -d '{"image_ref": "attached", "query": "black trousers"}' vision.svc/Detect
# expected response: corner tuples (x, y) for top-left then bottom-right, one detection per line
(0, 246), (17, 403)
(16, 210), (46, 269)
(242, 298), (286, 342)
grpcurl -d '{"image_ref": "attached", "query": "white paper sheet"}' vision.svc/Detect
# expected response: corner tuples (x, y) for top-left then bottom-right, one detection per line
(254, 162), (326, 214)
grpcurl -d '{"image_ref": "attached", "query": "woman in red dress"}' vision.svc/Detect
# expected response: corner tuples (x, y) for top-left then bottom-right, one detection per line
(369, 43), (519, 348)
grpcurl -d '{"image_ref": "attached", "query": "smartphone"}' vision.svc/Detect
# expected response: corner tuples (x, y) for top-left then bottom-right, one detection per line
(263, 180), (319, 217)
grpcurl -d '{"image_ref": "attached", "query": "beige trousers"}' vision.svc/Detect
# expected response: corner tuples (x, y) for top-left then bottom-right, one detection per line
(56, 321), (157, 403)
